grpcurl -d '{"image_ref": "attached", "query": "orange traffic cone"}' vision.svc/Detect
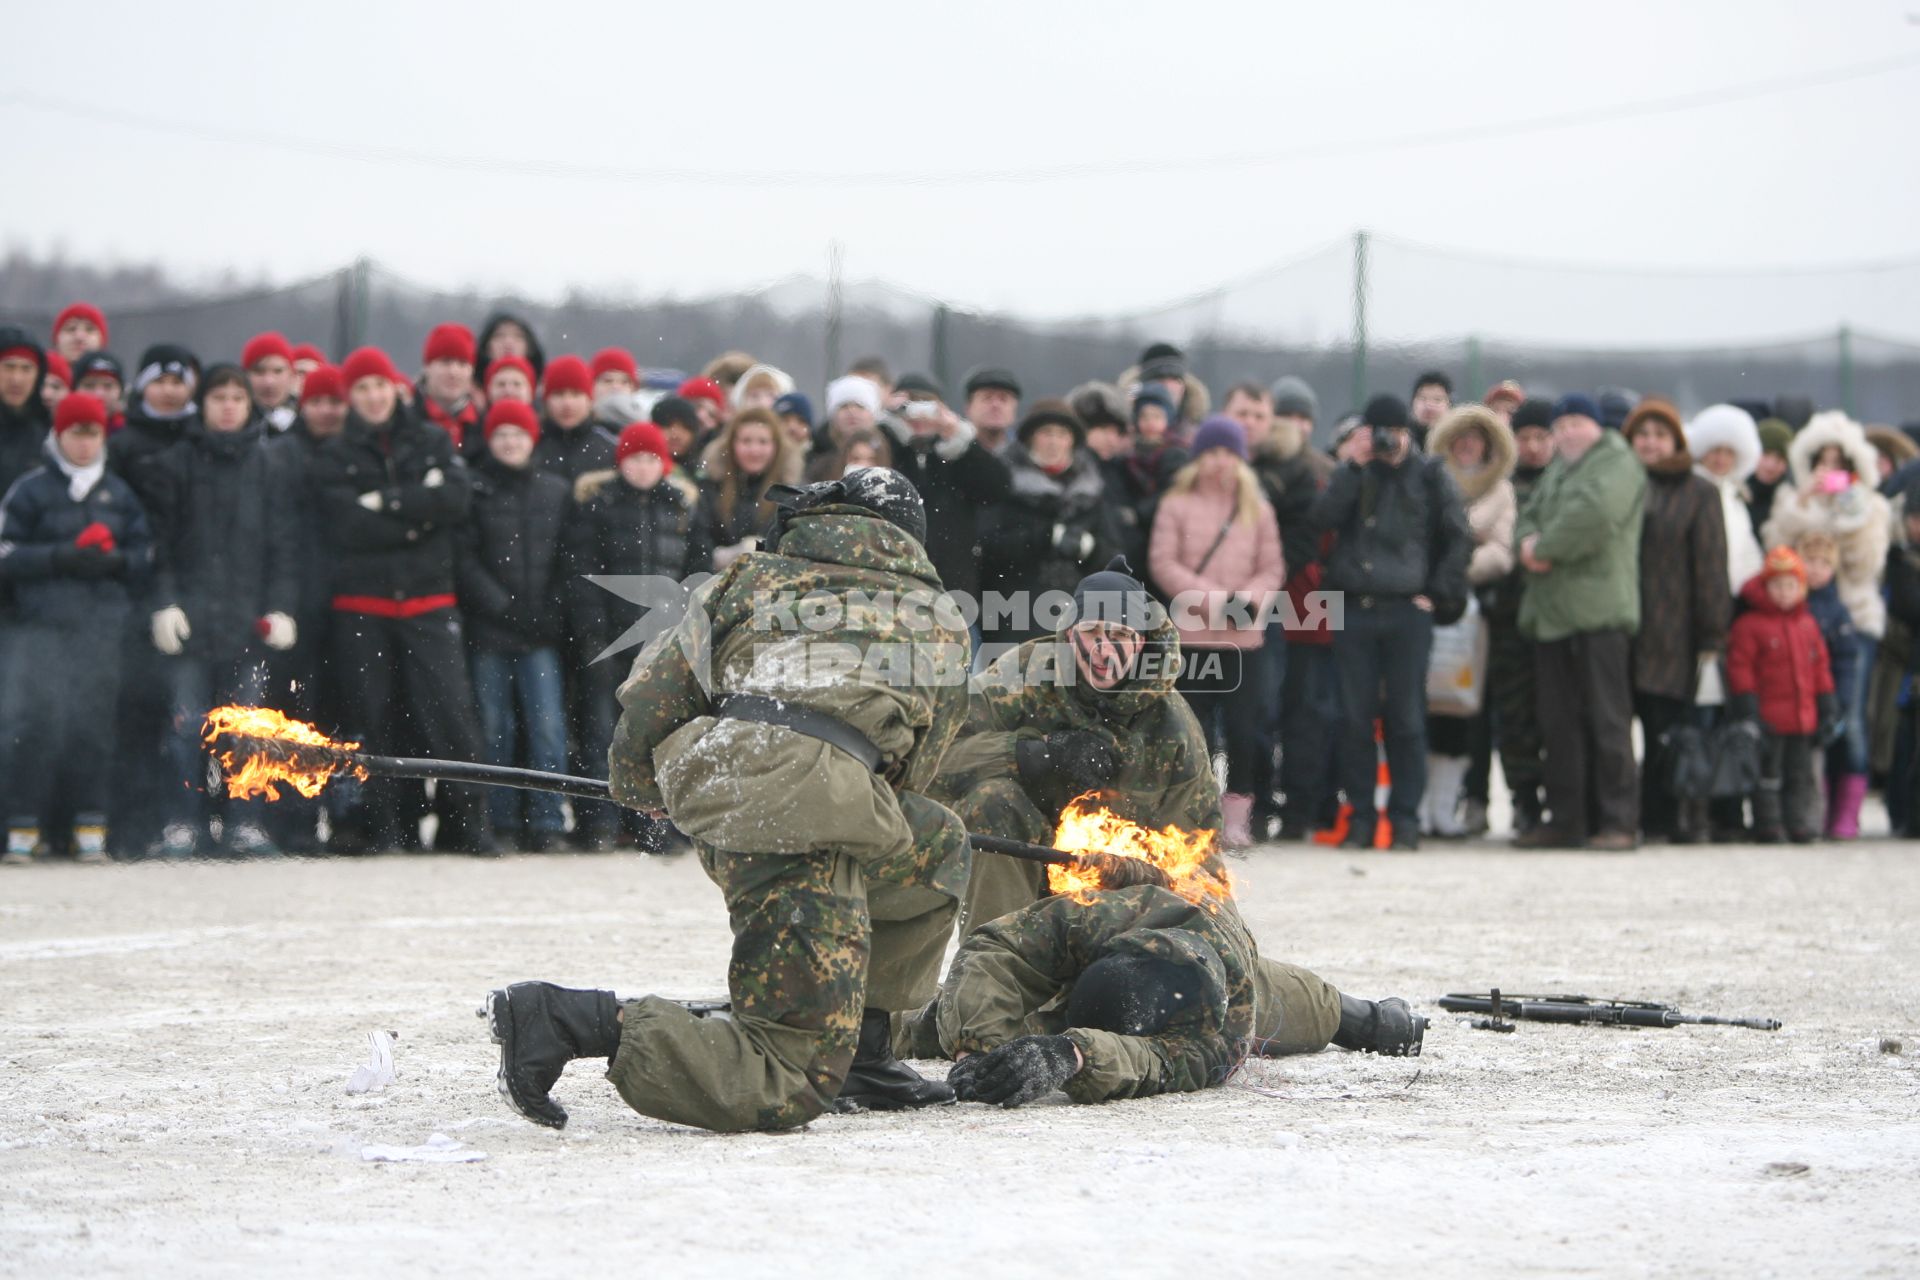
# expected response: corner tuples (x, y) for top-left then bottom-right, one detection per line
(1312, 721), (1392, 848)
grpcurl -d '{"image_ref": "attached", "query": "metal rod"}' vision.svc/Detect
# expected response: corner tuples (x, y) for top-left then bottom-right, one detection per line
(351, 755), (1096, 870)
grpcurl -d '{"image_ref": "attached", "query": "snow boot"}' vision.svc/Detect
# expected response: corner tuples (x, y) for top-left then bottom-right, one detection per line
(483, 981), (622, 1130)
(74, 814), (109, 865)
(1510, 783), (1545, 838)
(833, 1007), (955, 1113)
(1332, 994), (1427, 1057)
(1827, 773), (1867, 840)
(1222, 792), (1255, 849)
(1425, 755), (1469, 838)
(4, 822), (37, 866)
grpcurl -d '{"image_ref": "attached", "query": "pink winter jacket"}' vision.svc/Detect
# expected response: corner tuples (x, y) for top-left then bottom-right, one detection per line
(1148, 483), (1285, 651)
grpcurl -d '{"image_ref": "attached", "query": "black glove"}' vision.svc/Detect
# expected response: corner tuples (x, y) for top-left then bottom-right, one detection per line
(948, 1035), (1081, 1107)
(1016, 730), (1119, 813)
(1727, 693), (1760, 726)
(1429, 594), (1467, 626)
(49, 544), (91, 576)
(1816, 694), (1845, 746)
(1049, 522), (1096, 562)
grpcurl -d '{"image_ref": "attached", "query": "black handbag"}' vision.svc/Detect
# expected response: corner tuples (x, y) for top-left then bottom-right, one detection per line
(1706, 720), (1763, 799)
(1659, 723), (1714, 801)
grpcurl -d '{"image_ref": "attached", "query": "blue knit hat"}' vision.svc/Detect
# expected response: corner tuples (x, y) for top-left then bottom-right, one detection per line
(773, 392), (814, 429)
(1189, 415), (1248, 461)
(1552, 392), (1601, 424)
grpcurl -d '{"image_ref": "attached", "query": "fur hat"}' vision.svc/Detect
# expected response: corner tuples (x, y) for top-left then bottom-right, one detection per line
(1623, 398), (1687, 450)
(1017, 398), (1084, 447)
(1428, 404), (1517, 501)
(1865, 424), (1918, 471)
(1068, 381), (1128, 432)
(732, 363), (795, 409)
(1686, 404), (1762, 481)
(825, 374), (881, 418)
(1789, 411), (1879, 488)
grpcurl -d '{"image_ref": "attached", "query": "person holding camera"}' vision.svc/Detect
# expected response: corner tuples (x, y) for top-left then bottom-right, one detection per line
(879, 372), (1011, 609)
(1308, 394), (1471, 851)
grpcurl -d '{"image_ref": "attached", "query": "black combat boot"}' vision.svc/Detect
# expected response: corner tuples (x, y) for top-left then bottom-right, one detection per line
(483, 981), (623, 1129)
(832, 1007), (955, 1112)
(1332, 994), (1427, 1056)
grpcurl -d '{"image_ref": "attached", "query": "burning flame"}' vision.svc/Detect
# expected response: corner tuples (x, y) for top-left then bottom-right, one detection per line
(1047, 795), (1233, 907)
(202, 705), (363, 801)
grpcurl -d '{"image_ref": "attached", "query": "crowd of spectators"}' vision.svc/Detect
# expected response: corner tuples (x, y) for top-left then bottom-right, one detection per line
(2, 301), (1915, 861)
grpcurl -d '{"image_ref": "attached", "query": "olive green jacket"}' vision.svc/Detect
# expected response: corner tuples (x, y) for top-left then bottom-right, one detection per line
(1514, 429), (1647, 642)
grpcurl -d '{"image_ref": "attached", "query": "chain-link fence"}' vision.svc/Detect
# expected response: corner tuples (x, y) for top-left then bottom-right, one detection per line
(5, 235), (1917, 435)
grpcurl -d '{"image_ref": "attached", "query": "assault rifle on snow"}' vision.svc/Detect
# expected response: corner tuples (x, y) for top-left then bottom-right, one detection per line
(1438, 989), (1781, 1033)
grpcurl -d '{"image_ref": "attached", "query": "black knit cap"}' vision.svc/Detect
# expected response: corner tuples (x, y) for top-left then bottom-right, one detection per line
(1362, 394), (1409, 431)
(1071, 556), (1156, 632)
(1510, 397), (1556, 433)
(71, 350), (125, 387)
(895, 371), (945, 399)
(1067, 952), (1204, 1036)
(650, 395), (702, 433)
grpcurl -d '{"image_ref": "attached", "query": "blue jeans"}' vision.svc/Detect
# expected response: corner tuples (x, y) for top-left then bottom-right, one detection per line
(470, 647), (568, 835)
(1281, 643), (1344, 828)
(1331, 599), (1434, 835)
(1829, 635), (1875, 777)
(165, 654), (270, 830)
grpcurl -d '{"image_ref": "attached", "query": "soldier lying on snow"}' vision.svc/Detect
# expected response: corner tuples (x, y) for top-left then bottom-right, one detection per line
(890, 556), (1420, 1074)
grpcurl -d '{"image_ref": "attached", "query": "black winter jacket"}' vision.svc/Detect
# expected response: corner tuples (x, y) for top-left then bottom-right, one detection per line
(146, 419), (302, 662)
(565, 472), (712, 656)
(981, 446), (1125, 639)
(534, 420), (618, 488)
(1309, 449), (1472, 619)
(881, 417), (1011, 595)
(0, 326), (48, 499)
(108, 404), (198, 512)
(267, 424), (337, 621)
(0, 448), (154, 628)
(309, 410), (473, 604)
(455, 456), (572, 654)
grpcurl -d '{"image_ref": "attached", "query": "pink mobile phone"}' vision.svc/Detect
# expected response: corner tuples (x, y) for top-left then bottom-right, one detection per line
(1820, 470), (1850, 495)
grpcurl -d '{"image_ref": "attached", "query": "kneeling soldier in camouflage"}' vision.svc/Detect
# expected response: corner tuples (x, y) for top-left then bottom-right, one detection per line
(941, 884), (1426, 1106)
(486, 472), (973, 1132)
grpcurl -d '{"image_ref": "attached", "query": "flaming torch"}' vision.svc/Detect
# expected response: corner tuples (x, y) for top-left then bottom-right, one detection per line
(201, 709), (1223, 897)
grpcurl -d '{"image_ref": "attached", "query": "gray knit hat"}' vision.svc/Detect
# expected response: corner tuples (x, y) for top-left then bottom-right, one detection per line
(1269, 374), (1318, 421)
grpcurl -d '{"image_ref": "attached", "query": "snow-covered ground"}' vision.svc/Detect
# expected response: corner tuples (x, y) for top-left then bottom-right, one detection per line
(2, 841), (1916, 1279)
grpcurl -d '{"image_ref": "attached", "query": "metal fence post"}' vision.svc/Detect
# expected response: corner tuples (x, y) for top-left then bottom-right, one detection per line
(1465, 335), (1483, 403)
(931, 302), (951, 391)
(1839, 324), (1855, 418)
(1350, 229), (1370, 412)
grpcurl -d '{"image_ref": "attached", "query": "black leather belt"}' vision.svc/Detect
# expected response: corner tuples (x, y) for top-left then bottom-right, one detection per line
(713, 694), (883, 773)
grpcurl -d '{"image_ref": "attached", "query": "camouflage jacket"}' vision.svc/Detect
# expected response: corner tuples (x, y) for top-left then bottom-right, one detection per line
(608, 506), (972, 867)
(931, 617), (1224, 835)
(936, 884), (1259, 1102)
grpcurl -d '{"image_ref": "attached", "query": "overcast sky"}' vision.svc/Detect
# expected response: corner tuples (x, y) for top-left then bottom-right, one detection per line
(5, 0), (1918, 329)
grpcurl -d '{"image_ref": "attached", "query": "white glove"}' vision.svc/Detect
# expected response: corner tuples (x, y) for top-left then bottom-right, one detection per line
(423, 468), (444, 489)
(261, 612), (298, 651)
(357, 491), (384, 511)
(151, 606), (191, 656)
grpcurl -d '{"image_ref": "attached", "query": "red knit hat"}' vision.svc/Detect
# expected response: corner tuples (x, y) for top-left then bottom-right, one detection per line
(423, 322), (477, 366)
(542, 354), (593, 398)
(484, 355), (537, 392)
(44, 352), (71, 386)
(1762, 546), (1807, 586)
(341, 346), (401, 388)
(300, 365), (347, 404)
(54, 392), (109, 434)
(590, 347), (639, 384)
(290, 343), (326, 366)
(677, 376), (727, 411)
(242, 331), (295, 370)
(53, 302), (108, 346)
(616, 422), (674, 473)
(484, 399), (541, 445)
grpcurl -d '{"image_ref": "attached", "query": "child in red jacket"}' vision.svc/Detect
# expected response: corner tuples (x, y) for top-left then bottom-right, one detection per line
(1727, 546), (1840, 843)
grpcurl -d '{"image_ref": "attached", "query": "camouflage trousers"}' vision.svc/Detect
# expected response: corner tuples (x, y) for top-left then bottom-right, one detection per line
(897, 775), (1343, 1060)
(606, 792), (964, 1133)
(1488, 621), (1543, 794)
